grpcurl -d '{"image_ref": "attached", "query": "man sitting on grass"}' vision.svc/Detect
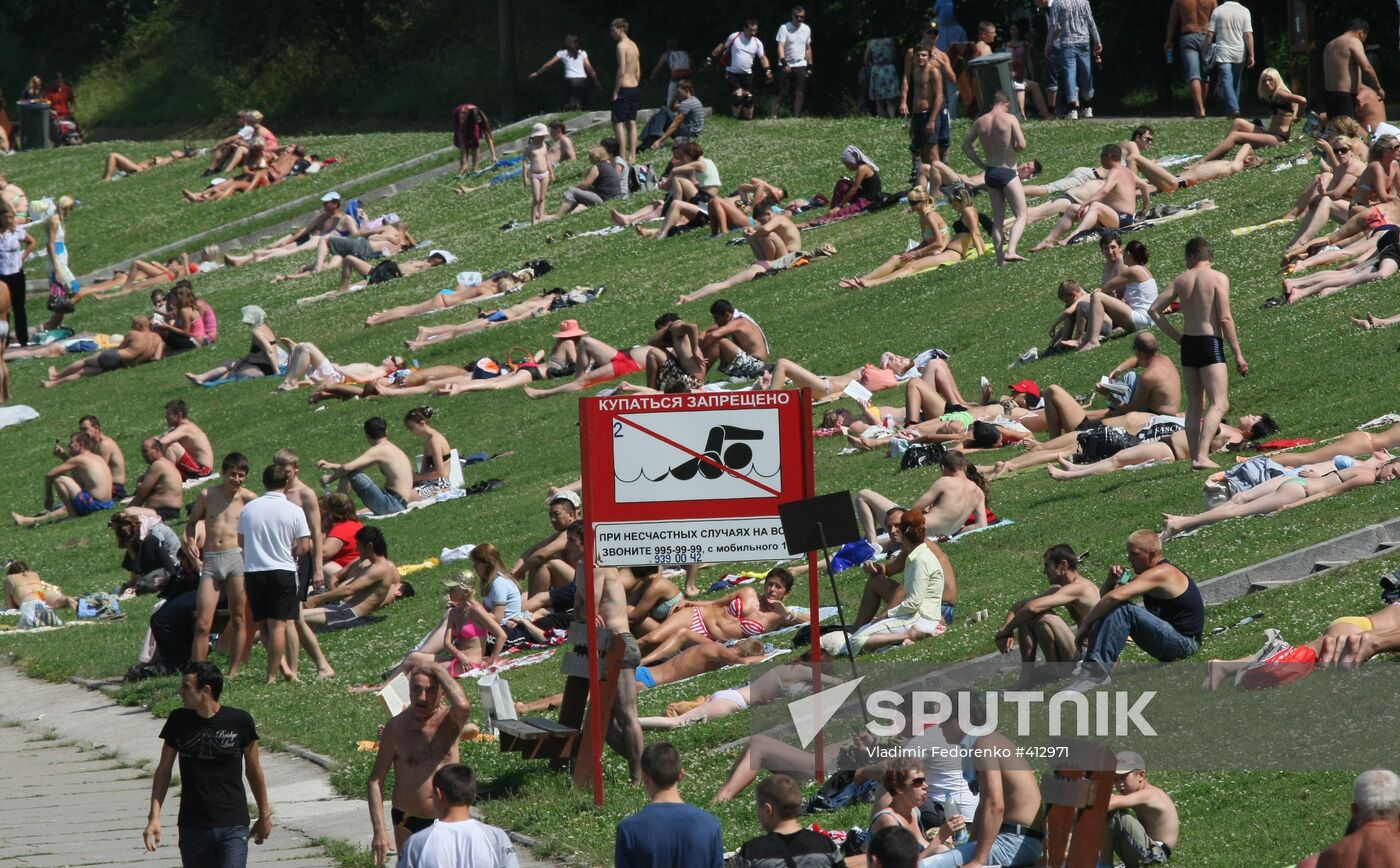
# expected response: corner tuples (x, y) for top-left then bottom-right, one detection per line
(317, 417), (418, 516)
(13, 430), (115, 527)
(302, 526), (412, 630)
(994, 545), (1100, 683)
(678, 202), (802, 304)
(156, 399), (216, 482)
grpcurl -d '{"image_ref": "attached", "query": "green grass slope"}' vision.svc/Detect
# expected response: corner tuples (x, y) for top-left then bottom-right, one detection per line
(2, 115), (1397, 866)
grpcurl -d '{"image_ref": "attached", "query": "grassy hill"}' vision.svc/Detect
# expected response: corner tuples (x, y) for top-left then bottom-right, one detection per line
(2, 114), (1398, 867)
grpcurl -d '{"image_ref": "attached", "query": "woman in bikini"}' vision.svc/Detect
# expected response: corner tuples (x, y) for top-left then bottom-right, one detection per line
(182, 138), (272, 203)
(839, 187), (987, 288)
(103, 147), (199, 181)
(404, 290), (565, 351)
(1285, 135), (1400, 257)
(390, 575), (507, 677)
(1161, 458), (1400, 542)
(404, 406), (454, 499)
(1197, 68), (1307, 164)
(1284, 226), (1400, 303)
(1279, 135), (1365, 222)
(363, 265), (540, 327)
(764, 348), (965, 404)
(437, 347), (573, 396)
(637, 568), (804, 665)
(186, 304), (280, 385)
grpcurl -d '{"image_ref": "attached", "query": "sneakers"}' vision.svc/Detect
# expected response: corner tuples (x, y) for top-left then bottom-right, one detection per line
(1066, 109), (1079, 121)
(1009, 346), (1039, 368)
(1064, 672), (1111, 693)
(1082, 107), (1093, 119)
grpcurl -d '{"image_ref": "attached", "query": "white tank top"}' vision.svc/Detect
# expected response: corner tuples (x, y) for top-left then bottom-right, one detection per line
(1124, 276), (1159, 314)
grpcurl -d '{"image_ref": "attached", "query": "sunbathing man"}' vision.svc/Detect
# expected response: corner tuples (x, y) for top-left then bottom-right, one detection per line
(318, 417), (418, 516)
(1033, 144), (1150, 250)
(1047, 414), (1277, 481)
(363, 260), (539, 327)
(303, 526), (406, 630)
(317, 249), (452, 298)
(700, 298), (769, 380)
(13, 430), (115, 526)
(224, 192), (358, 266)
(75, 415), (128, 499)
(1162, 457), (1400, 542)
(404, 289), (566, 351)
(1135, 142), (1262, 193)
(4, 562), (79, 628)
(515, 638), (767, 715)
(855, 451), (988, 545)
(124, 438), (186, 522)
(511, 491), (579, 595)
(1101, 751), (1180, 867)
(678, 202), (802, 304)
(103, 146), (199, 181)
(185, 452), (256, 676)
(273, 221), (415, 283)
(278, 343), (407, 394)
(995, 545), (1100, 683)
(522, 319), (656, 398)
(41, 316), (164, 387)
(645, 314), (708, 392)
(156, 399), (215, 481)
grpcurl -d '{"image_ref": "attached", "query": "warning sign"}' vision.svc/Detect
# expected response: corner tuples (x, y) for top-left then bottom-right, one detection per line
(580, 390), (813, 565)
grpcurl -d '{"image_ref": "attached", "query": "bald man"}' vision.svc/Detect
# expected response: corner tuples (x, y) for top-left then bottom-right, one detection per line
(1068, 530), (1204, 690)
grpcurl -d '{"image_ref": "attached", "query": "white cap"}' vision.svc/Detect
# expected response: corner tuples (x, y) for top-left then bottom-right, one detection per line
(321, 191), (342, 202)
(530, 122), (549, 138)
(428, 249), (458, 264)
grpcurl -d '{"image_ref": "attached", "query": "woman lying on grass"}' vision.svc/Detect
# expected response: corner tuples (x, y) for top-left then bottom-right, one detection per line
(1282, 227), (1399, 303)
(1203, 599), (1400, 690)
(764, 348), (964, 404)
(103, 146), (200, 181)
(362, 261), (544, 327)
(637, 661), (830, 730)
(404, 290), (567, 351)
(838, 187), (987, 288)
(636, 568), (807, 666)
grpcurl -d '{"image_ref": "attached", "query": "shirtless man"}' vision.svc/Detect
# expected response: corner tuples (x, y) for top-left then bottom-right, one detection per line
(902, 23), (957, 164)
(318, 417), (417, 516)
(1041, 415), (1270, 481)
(679, 202), (801, 303)
(126, 438), (186, 522)
(645, 314), (708, 392)
(1166, 0), (1217, 117)
(856, 451), (988, 543)
(1136, 142), (1260, 194)
(610, 19), (642, 164)
(329, 250), (450, 297)
(276, 221), (415, 281)
(982, 411), (1194, 479)
(1314, 770), (1400, 868)
(279, 345), (406, 393)
(512, 492), (579, 594)
(4, 562), (78, 628)
(925, 700), (1044, 868)
(225, 193), (356, 266)
(156, 399), (215, 481)
(303, 526), (402, 629)
(564, 522), (643, 784)
(274, 448), (330, 678)
(522, 320), (656, 398)
(1084, 332), (1182, 417)
(961, 91), (1028, 264)
(14, 431), (115, 526)
(75, 415), (127, 499)
(700, 298), (769, 380)
(367, 661), (471, 865)
(1149, 237), (1246, 469)
(995, 545), (1100, 683)
(619, 564), (686, 636)
(1034, 144), (1150, 250)
(1322, 20), (1385, 124)
(1102, 751), (1180, 867)
(42, 316), (164, 387)
(185, 452), (256, 676)
(905, 46), (944, 194)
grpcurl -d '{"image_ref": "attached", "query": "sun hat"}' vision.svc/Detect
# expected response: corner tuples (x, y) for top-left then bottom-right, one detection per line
(530, 122), (549, 138)
(442, 573), (474, 590)
(428, 249), (458, 264)
(1008, 379), (1041, 399)
(241, 305), (267, 326)
(553, 319), (588, 339)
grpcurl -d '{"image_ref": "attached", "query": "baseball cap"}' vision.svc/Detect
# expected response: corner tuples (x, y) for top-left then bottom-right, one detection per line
(530, 122), (549, 138)
(550, 490), (582, 509)
(321, 191), (342, 203)
(1008, 379), (1041, 399)
(442, 573), (474, 590)
(1115, 751), (1146, 774)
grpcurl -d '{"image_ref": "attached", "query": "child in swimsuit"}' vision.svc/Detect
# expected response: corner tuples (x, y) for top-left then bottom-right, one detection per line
(523, 124), (554, 225)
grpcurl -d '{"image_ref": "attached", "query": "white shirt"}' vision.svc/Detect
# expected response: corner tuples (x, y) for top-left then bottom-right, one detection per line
(904, 728), (980, 819)
(398, 818), (521, 868)
(776, 22), (812, 67)
(554, 49), (589, 79)
(1208, 2), (1252, 64)
(725, 32), (766, 75)
(237, 491), (310, 572)
(0, 228), (28, 274)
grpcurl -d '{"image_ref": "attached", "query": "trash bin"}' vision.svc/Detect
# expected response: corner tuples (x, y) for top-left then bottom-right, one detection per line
(967, 52), (1021, 118)
(18, 101), (52, 150)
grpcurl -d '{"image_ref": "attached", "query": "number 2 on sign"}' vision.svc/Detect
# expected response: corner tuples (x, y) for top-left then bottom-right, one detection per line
(613, 421), (623, 439)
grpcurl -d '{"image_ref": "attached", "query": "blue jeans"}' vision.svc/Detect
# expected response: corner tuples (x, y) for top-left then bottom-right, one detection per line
(918, 831), (1044, 866)
(179, 825), (249, 868)
(151, 589), (199, 672)
(1178, 32), (1206, 82)
(349, 471), (408, 516)
(1083, 603), (1201, 672)
(1057, 43), (1093, 112)
(1215, 61), (1244, 114)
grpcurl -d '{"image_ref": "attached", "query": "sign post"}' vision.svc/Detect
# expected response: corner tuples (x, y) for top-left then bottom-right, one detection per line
(578, 389), (816, 805)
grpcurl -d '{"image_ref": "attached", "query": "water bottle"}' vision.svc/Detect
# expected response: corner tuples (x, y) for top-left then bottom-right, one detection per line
(1166, 47), (1174, 64)
(943, 793), (970, 844)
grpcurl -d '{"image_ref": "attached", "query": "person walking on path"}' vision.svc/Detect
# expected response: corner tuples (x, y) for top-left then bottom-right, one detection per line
(528, 35), (601, 110)
(771, 6), (813, 119)
(610, 19), (642, 164)
(1165, 0), (1217, 118)
(144, 661), (272, 867)
(1049, 0), (1101, 119)
(1204, 0), (1252, 116)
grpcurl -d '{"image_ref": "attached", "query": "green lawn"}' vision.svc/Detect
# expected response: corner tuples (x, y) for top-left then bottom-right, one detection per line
(3, 115), (1397, 867)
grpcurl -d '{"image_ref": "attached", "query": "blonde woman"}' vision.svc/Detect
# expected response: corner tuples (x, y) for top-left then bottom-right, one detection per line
(839, 187), (987, 288)
(1198, 68), (1308, 163)
(42, 195), (79, 327)
(394, 575), (508, 676)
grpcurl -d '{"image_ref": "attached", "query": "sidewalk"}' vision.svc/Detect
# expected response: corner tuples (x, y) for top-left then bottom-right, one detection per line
(0, 666), (556, 867)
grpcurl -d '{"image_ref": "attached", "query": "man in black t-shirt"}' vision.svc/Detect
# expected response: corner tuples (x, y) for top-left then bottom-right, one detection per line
(144, 661), (272, 867)
(733, 774), (843, 868)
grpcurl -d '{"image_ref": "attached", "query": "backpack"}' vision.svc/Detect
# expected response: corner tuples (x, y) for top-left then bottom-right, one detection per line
(367, 260), (402, 284)
(628, 163), (659, 194)
(1074, 425), (1132, 462)
(900, 442), (945, 471)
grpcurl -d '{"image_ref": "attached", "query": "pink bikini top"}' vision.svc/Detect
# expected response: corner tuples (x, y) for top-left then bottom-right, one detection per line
(458, 619), (487, 641)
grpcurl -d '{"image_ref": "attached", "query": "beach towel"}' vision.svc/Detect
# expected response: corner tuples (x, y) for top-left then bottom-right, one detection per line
(199, 359), (290, 388)
(0, 405), (39, 429)
(945, 518), (1015, 540)
(456, 648), (558, 678)
(362, 487), (467, 519)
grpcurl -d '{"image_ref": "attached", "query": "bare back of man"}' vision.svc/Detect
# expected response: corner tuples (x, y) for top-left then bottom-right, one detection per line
(132, 456), (184, 514)
(1316, 821), (1400, 868)
(915, 476), (985, 535)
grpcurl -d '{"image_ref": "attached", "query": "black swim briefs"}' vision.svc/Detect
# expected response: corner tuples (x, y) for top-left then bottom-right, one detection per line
(1180, 333), (1225, 369)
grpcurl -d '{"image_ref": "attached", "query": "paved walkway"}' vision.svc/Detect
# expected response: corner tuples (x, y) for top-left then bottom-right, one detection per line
(0, 667), (555, 867)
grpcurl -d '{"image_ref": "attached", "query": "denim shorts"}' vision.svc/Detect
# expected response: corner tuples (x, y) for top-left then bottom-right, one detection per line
(1179, 31), (1207, 82)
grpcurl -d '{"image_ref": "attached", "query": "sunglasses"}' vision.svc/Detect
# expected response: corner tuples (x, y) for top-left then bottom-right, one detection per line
(1335, 147), (1350, 154)
(907, 776), (927, 787)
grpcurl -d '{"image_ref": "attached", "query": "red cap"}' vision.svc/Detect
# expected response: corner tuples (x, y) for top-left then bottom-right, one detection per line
(1008, 379), (1040, 398)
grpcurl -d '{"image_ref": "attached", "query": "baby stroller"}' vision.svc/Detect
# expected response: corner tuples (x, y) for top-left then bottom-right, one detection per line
(52, 114), (83, 147)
